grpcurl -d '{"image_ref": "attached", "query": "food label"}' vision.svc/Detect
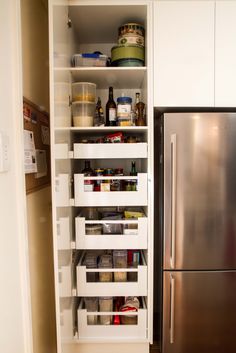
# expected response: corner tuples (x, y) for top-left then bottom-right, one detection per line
(109, 108), (116, 121)
(117, 104), (131, 115)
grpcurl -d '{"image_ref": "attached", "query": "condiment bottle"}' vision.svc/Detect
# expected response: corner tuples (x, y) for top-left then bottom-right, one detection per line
(135, 92), (146, 126)
(130, 161), (137, 191)
(106, 87), (117, 126)
(94, 97), (105, 126)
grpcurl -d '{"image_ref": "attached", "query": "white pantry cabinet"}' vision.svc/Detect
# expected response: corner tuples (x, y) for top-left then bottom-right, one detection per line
(48, 1), (153, 353)
(215, 1), (236, 107)
(153, 1), (215, 107)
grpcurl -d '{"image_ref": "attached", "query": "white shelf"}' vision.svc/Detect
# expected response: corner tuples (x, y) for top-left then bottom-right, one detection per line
(54, 67), (147, 89)
(74, 173), (148, 207)
(55, 174), (71, 207)
(76, 253), (147, 297)
(75, 217), (148, 250)
(77, 298), (147, 341)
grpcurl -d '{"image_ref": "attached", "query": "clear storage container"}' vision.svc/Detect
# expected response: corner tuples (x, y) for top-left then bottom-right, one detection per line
(72, 82), (96, 103)
(113, 250), (127, 282)
(84, 297), (98, 325)
(72, 53), (107, 67)
(85, 224), (103, 235)
(83, 253), (98, 282)
(72, 101), (95, 127)
(99, 297), (113, 325)
(98, 254), (113, 282)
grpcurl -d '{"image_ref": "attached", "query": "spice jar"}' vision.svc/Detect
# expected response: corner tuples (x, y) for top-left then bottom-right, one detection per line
(94, 168), (104, 191)
(111, 168), (124, 191)
(101, 168), (114, 192)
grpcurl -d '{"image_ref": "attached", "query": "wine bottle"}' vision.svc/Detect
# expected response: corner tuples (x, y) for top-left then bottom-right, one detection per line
(106, 87), (117, 126)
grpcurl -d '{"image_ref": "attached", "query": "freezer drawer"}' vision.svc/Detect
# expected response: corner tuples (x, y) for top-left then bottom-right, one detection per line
(163, 271), (236, 353)
(164, 113), (236, 270)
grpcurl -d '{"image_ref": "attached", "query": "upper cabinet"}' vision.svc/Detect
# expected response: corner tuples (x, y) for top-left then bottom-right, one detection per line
(215, 1), (236, 107)
(153, 1), (215, 107)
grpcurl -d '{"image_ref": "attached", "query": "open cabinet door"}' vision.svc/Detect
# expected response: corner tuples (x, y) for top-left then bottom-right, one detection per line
(0, 1), (32, 353)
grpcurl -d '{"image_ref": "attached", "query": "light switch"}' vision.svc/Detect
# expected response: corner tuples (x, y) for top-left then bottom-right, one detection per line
(0, 132), (9, 172)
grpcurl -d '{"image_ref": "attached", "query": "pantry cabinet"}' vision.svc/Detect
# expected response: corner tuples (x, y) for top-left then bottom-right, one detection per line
(49, 2), (153, 353)
(153, 1), (215, 107)
(215, 1), (236, 107)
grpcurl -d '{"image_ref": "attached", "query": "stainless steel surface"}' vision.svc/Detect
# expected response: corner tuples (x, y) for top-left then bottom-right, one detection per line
(163, 271), (236, 353)
(169, 274), (175, 344)
(170, 134), (177, 269)
(164, 113), (236, 270)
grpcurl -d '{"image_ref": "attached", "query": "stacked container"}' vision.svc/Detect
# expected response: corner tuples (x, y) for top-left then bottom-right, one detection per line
(72, 82), (96, 127)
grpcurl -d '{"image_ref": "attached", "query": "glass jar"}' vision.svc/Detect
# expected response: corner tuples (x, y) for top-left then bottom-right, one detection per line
(117, 96), (132, 126)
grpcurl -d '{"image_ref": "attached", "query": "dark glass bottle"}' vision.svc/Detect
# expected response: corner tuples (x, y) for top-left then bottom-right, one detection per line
(130, 161), (137, 191)
(94, 97), (105, 126)
(81, 160), (94, 192)
(130, 161), (137, 176)
(106, 87), (117, 126)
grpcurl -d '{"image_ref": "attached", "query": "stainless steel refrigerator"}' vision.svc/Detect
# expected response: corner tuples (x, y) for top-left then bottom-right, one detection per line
(160, 112), (236, 353)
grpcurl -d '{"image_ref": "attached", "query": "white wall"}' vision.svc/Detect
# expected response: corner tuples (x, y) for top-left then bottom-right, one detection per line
(0, 1), (32, 353)
(21, 0), (57, 352)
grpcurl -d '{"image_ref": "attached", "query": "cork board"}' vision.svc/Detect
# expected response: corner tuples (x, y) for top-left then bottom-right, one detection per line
(23, 97), (51, 194)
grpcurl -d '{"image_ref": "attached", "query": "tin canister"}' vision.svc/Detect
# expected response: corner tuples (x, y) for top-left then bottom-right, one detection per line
(118, 23), (145, 37)
(118, 34), (144, 47)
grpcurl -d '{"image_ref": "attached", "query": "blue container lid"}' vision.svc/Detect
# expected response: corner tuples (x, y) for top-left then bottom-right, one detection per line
(117, 96), (132, 104)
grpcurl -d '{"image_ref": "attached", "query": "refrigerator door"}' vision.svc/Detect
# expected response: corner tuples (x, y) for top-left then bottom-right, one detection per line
(164, 113), (236, 270)
(163, 271), (236, 353)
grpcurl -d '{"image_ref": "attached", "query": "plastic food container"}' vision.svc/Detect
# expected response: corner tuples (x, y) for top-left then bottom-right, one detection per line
(54, 82), (70, 102)
(120, 296), (139, 325)
(85, 224), (103, 235)
(98, 255), (113, 282)
(84, 297), (98, 325)
(113, 250), (127, 282)
(54, 102), (71, 127)
(72, 101), (95, 127)
(72, 82), (96, 102)
(72, 53), (107, 67)
(99, 297), (113, 325)
(83, 253), (98, 282)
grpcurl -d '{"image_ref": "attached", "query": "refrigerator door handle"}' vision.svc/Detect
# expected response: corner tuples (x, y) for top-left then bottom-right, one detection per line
(170, 133), (177, 269)
(170, 274), (175, 344)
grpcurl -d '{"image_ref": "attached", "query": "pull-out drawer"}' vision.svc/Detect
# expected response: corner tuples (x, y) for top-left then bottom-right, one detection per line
(77, 297), (147, 341)
(54, 142), (148, 160)
(75, 216), (148, 249)
(74, 173), (148, 207)
(76, 252), (147, 297)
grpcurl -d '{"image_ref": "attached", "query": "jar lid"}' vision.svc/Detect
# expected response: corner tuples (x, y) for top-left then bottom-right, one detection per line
(117, 96), (132, 104)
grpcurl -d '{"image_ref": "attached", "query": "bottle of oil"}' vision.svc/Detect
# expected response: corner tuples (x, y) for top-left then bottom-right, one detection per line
(135, 92), (146, 126)
(106, 87), (117, 126)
